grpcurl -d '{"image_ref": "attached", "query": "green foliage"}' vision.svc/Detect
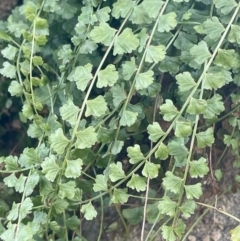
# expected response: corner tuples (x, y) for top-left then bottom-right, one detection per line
(0, 0), (240, 240)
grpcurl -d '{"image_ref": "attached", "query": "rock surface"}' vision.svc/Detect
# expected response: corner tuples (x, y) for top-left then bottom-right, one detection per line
(0, 0), (18, 20)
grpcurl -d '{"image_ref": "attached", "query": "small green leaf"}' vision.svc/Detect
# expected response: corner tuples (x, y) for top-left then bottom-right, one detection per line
(86, 95), (108, 117)
(25, 172), (39, 196)
(142, 161), (160, 179)
(0, 31), (13, 42)
(202, 17), (225, 40)
(135, 70), (154, 90)
(214, 49), (238, 70)
(41, 155), (61, 182)
(203, 94), (224, 119)
(8, 81), (23, 96)
(127, 174), (147, 192)
(174, 219), (186, 239)
(215, 169), (223, 181)
(7, 202), (19, 221)
(111, 188), (129, 204)
(155, 143), (169, 160)
(57, 44), (72, 66)
(93, 174), (108, 192)
(90, 22), (116, 46)
(158, 12), (178, 32)
(65, 159), (83, 178)
(190, 41), (211, 65)
(20, 198), (33, 220)
(189, 157), (209, 178)
(109, 162), (126, 182)
(176, 72), (196, 92)
(4, 173), (27, 193)
(22, 103), (34, 120)
(142, 0), (165, 19)
(66, 215), (81, 230)
(32, 56), (43, 66)
(184, 183), (203, 199)
(53, 198), (69, 214)
(59, 100), (80, 126)
(127, 144), (144, 164)
(187, 98), (207, 115)
(162, 171), (183, 194)
(175, 120), (192, 138)
(113, 28), (139, 55)
(160, 100), (179, 121)
(58, 181), (76, 199)
(96, 6), (111, 22)
(159, 56), (181, 74)
(158, 196), (177, 217)
(230, 225), (240, 241)
(3, 155), (19, 171)
(122, 206), (143, 225)
(75, 126), (98, 149)
(147, 122), (165, 142)
(97, 64), (118, 88)
(145, 45), (166, 63)
(81, 202), (97, 220)
(179, 200), (196, 218)
(67, 64), (93, 91)
(49, 128), (70, 154)
(162, 225), (176, 241)
(228, 24), (240, 44)
(130, 4), (152, 25)
(205, 66), (232, 90)
(120, 110), (138, 126)
(214, 0), (237, 15)
(110, 84), (127, 107)
(97, 126), (116, 144)
(137, 28), (149, 53)
(0, 61), (16, 79)
(111, 140), (124, 155)
(122, 57), (136, 80)
(1, 44), (18, 60)
(196, 127), (214, 148)
(168, 138), (188, 161)
(112, 0), (135, 19)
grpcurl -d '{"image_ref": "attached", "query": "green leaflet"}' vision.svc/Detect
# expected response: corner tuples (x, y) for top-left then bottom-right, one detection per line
(230, 225), (240, 241)
(49, 128), (70, 154)
(67, 63), (93, 91)
(190, 41), (211, 65)
(86, 95), (108, 117)
(59, 100), (80, 126)
(214, 0), (237, 14)
(111, 188), (129, 204)
(160, 100), (179, 121)
(158, 196), (178, 217)
(127, 144), (144, 164)
(93, 174), (108, 192)
(145, 45), (166, 63)
(113, 28), (139, 55)
(112, 0), (135, 19)
(80, 202), (97, 220)
(97, 64), (118, 88)
(75, 126), (98, 149)
(162, 171), (183, 194)
(135, 70), (154, 90)
(41, 155), (61, 182)
(147, 122), (165, 142)
(90, 22), (116, 46)
(109, 162), (126, 182)
(127, 174), (147, 192)
(158, 12), (178, 33)
(189, 157), (209, 178)
(142, 161), (160, 179)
